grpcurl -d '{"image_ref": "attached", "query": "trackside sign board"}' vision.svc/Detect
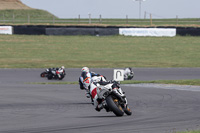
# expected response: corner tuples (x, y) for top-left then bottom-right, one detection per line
(119, 28), (176, 37)
(113, 69), (124, 81)
(0, 26), (13, 35)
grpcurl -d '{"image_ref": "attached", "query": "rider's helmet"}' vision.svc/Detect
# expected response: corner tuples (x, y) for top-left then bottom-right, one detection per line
(61, 66), (65, 69)
(81, 67), (89, 73)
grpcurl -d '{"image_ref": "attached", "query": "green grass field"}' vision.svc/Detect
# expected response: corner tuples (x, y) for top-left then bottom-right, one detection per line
(0, 35), (200, 68)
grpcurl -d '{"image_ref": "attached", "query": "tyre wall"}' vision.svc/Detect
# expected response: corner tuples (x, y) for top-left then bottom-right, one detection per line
(45, 27), (119, 36)
(3, 25), (200, 36)
(176, 28), (200, 36)
(13, 25), (46, 35)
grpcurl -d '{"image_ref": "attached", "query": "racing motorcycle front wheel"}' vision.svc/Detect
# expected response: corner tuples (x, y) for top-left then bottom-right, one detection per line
(40, 72), (46, 77)
(106, 95), (124, 117)
(123, 105), (132, 115)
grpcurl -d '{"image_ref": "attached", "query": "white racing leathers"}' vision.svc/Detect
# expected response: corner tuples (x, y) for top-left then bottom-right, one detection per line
(80, 74), (106, 90)
(57, 69), (64, 78)
(79, 72), (107, 98)
(90, 82), (128, 110)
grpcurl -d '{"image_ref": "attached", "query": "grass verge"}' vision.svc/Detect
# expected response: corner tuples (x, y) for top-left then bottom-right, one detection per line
(121, 79), (200, 86)
(178, 131), (200, 133)
(27, 79), (200, 86)
(1, 35), (200, 68)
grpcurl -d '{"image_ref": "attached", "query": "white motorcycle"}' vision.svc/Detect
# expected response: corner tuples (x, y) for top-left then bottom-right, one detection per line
(91, 81), (132, 116)
(124, 67), (134, 80)
(81, 72), (132, 116)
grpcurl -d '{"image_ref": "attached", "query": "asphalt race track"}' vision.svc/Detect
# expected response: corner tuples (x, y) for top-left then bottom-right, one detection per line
(0, 68), (200, 133)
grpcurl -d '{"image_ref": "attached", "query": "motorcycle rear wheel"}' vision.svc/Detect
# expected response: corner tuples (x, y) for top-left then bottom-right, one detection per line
(47, 74), (53, 80)
(106, 95), (124, 117)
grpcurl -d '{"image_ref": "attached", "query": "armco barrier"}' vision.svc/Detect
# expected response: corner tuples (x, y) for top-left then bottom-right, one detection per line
(46, 27), (119, 36)
(9, 25), (200, 36)
(176, 28), (200, 36)
(13, 25), (46, 35)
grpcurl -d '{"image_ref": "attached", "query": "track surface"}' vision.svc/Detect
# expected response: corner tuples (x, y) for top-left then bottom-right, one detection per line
(0, 68), (200, 133)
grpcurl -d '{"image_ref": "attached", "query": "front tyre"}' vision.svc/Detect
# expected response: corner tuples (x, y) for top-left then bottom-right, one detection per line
(106, 95), (124, 117)
(40, 72), (46, 77)
(58, 75), (65, 80)
(124, 105), (132, 116)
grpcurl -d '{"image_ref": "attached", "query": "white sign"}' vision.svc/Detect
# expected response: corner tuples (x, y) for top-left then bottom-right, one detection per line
(0, 26), (13, 35)
(113, 69), (124, 81)
(119, 28), (176, 37)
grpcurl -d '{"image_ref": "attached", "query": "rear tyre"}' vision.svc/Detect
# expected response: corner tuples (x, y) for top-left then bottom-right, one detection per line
(106, 95), (124, 117)
(47, 74), (53, 80)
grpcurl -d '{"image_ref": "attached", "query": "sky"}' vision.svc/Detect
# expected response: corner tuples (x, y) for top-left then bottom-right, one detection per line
(21, 0), (200, 19)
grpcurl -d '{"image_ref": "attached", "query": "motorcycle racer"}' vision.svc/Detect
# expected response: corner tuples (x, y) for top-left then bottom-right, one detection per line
(124, 67), (134, 80)
(56, 66), (65, 79)
(79, 67), (106, 99)
(46, 66), (66, 80)
(79, 67), (131, 114)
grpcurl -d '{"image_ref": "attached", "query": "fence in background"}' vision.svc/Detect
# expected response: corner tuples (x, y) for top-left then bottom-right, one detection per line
(0, 14), (200, 26)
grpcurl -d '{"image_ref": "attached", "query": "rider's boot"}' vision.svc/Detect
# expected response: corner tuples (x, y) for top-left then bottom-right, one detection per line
(95, 103), (103, 112)
(85, 89), (91, 98)
(95, 99), (106, 112)
(85, 92), (90, 98)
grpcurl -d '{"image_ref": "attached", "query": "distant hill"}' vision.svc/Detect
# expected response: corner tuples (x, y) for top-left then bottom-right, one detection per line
(0, 0), (31, 10)
(0, 0), (58, 20)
